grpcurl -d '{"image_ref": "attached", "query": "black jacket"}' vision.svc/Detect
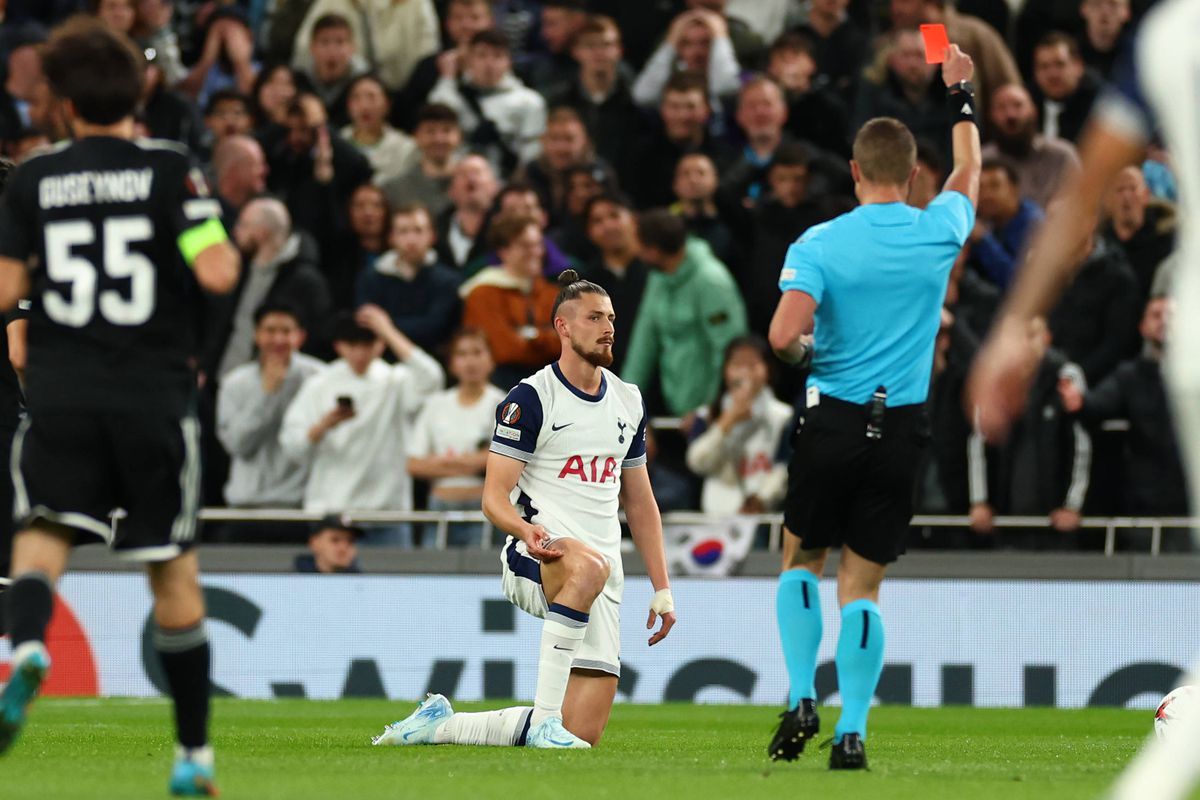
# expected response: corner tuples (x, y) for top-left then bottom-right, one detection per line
(1034, 69), (1102, 144)
(1102, 202), (1176, 307)
(1078, 356), (1189, 515)
(548, 74), (649, 183)
(628, 125), (735, 209)
(1048, 237), (1140, 385)
(974, 349), (1091, 515)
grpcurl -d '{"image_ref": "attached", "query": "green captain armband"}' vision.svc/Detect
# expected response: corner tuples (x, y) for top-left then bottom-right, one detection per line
(177, 217), (229, 267)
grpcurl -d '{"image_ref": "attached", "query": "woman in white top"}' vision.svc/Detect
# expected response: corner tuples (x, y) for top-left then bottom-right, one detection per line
(341, 74), (418, 186)
(408, 328), (505, 547)
(686, 335), (794, 516)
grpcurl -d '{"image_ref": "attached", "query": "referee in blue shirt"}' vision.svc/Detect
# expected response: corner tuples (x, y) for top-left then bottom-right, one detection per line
(766, 45), (980, 769)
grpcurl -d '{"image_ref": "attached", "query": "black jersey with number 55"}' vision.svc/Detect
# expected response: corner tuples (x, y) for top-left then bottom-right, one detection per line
(0, 136), (227, 416)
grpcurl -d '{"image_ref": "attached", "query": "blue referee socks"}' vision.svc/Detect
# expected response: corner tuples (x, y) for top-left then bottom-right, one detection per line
(834, 599), (885, 743)
(776, 569), (822, 709)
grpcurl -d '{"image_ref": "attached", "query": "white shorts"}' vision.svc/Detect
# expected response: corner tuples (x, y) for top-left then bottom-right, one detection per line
(499, 535), (623, 676)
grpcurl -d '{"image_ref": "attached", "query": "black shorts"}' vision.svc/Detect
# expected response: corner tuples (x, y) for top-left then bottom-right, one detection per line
(12, 409), (202, 561)
(783, 395), (929, 565)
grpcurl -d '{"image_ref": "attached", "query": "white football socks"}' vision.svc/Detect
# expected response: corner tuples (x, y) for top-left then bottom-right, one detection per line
(434, 707), (532, 746)
(530, 603), (589, 726)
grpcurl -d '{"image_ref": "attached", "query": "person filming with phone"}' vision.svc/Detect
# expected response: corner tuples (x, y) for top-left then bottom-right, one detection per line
(280, 306), (444, 546)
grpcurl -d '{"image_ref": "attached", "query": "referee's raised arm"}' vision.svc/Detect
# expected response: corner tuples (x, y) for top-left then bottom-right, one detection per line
(940, 44), (982, 208)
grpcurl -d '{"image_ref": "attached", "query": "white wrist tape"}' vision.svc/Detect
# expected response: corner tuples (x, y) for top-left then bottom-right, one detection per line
(650, 588), (674, 615)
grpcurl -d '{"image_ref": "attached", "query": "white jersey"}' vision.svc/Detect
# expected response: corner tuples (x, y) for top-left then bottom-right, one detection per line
(1092, 0), (1200, 388)
(489, 363), (648, 560)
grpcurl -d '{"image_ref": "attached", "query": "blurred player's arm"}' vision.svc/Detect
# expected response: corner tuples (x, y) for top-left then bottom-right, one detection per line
(482, 452), (562, 560)
(619, 466), (676, 645)
(941, 45), (981, 207)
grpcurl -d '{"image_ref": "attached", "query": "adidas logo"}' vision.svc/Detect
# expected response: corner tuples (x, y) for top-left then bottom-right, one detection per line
(961, 103), (973, 115)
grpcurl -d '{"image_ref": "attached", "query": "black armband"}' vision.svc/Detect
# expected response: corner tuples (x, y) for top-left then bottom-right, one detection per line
(946, 81), (977, 126)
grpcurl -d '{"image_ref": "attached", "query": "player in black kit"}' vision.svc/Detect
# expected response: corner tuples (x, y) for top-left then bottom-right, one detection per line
(0, 18), (239, 797)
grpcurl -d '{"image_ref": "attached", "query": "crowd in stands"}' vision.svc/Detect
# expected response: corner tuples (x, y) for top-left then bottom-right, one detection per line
(0, 0), (1187, 551)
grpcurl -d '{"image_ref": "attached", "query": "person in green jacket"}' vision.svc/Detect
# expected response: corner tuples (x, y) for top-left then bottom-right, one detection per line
(623, 209), (748, 416)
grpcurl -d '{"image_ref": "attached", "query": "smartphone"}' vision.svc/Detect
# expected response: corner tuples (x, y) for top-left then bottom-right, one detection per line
(336, 396), (354, 412)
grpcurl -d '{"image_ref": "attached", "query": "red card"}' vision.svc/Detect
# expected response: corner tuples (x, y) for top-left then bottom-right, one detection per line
(920, 24), (949, 64)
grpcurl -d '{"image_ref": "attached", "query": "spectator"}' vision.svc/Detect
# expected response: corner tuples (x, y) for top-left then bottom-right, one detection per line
(326, 183), (391, 310)
(791, 0), (869, 102)
(395, 0), (494, 130)
(624, 209), (747, 417)
(969, 158), (1044, 292)
(89, 0), (136, 37)
(379, 103), (462, 219)
(631, 7), (741, 114)
(460, 213), (560, 389)
(910, 138), (945, 210)
(212, 198), (332, 379)
(292, 0), (440, 91)
(178, 9), (258, 107)
(889, 0), (1021, 117)
(742, 143), (835, 340)
(212, 134), (268, 225)
(765, 32), (851, 158)
(981, 83), (1081, 211)
(267, 92), (374, 259)
(684, 0), (767, 69)
(915, 307), (977, 521)
(555, 162), (618, 260)
(1079, 0), (1131, 79)
(672, 153), (737, 271)
(1047, 235), (1140, 385)
(968, 321), (1091, 543)
(1102, 165), (1176, 306)
(407, 328), (506, 547)
(133, 0), (186, 87)
(583, 193), (649, 374)
(1031, 32), (1100, 144)
(685, 335), (792, 515)
(549, 14), (646, 180)
(200, 89), (252, 156)
(340, 74), (417, 187)
(854, 28), (951, 159)
(357, 203), (462, 354)
(523, 0), (587, 98)
(298, 13), (366, 128)
(429, 29), (547, 177)
(140, 44), (202, 153)
(467, 182), (577, 278)
(295, 516), (363, 573)
(517, 106), (608, 226)
(1060, 296), (1190, 519)
(722, 77), (789, 209)
(250, 63), (306, 133)
(630, 72), (734, 209)
(434, 154), (499, 270)
(217, 302), (325, 510)
(280, 307), (444, 546)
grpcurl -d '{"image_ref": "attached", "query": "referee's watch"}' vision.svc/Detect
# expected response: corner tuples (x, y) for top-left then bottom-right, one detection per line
(947, 80), (975, 96)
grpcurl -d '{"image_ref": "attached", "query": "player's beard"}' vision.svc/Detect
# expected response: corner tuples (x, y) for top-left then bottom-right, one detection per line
(571, 336), (614, 368)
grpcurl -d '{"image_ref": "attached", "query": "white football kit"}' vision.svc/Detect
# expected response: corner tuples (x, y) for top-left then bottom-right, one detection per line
(1088, 3), (1200, 797)
(490, 363), (648, 676)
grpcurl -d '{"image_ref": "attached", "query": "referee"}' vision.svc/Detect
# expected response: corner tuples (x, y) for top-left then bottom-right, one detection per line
(766, 45), (980, 769)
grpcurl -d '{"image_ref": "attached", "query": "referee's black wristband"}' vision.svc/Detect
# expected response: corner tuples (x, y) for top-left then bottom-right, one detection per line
(946, 84), (977, 126)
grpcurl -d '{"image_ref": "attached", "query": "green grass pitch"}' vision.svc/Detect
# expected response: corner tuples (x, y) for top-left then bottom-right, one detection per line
(3, 698), (1197, 800)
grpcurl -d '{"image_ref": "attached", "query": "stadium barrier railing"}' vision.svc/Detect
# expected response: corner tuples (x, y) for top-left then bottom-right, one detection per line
(194, 507), (1198, 557)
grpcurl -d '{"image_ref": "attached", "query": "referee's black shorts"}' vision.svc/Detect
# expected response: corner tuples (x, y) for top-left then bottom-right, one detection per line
(783, 395), (930, 566)
(12, 409), (202, 562)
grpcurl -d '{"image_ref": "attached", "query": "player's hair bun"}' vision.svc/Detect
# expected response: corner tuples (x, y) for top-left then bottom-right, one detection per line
(558, 269), (581, 286)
